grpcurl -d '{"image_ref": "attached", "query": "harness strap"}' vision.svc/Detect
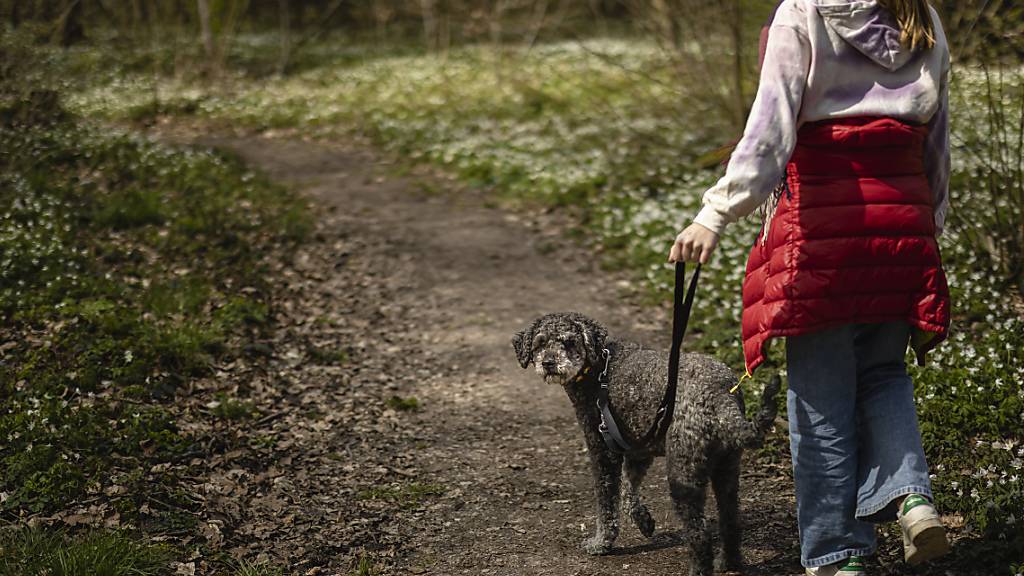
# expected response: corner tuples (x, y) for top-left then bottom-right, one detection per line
(597, 262), (701, 454)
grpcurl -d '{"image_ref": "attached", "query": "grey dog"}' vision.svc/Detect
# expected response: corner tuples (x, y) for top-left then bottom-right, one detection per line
(512, 311), (780, 576)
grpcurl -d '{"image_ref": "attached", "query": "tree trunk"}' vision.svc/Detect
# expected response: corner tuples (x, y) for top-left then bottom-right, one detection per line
(439, 8), (451, 58)
(53, 0), (85, 47)
(372, 0), (393, 43)
(219, 0), (249, 65)
(523, 0), (550, 50)
(130, 0), (142, 39)
(650, 0), (679, 50)
(587, 0), (608, 37)
(489, 0), (507, 48)
(11, 0), (21, 29)
(93, 0), (119, 31)
(291, 0), (347, 56)
(421, 0), (438, 53)
(276, 0), (291, 75)
(197, 0), (216, 63)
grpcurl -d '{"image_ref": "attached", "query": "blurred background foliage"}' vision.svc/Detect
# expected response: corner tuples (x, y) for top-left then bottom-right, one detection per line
(1, 1), (1022, 574)
(4, 0), (1022, 52)
(3, 1), (1022, 137)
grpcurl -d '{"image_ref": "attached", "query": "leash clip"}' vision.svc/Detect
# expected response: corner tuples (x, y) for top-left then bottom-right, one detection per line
(598, 348), (611, 383)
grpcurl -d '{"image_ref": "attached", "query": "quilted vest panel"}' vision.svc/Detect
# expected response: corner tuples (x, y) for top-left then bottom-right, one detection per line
(741, 117), (950, 375)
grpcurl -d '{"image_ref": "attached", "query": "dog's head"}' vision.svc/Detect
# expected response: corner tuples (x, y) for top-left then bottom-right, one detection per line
(511, 312), (608, 386)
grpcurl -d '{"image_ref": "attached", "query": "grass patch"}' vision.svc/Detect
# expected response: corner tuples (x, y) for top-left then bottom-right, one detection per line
(352, 555), (379, 576)
(0, 527), (172, 576)
(358, 482), (445, 509)
(249, 434), (278, 450)
(210, 394), (259, 421)
(386, 395), (421, 412)
(306, 343), (349, 365)
(231, 558), (286, 576)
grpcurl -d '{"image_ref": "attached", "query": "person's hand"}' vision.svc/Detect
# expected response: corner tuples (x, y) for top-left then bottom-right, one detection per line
(668, 223), (719, 264)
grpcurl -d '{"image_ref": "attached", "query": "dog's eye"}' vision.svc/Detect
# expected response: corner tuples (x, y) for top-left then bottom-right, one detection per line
(564, 340), (576, 350)
(532, 334), (547, 348)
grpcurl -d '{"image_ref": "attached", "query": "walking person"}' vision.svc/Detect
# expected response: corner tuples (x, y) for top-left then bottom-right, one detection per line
(668, 1), (952, 574)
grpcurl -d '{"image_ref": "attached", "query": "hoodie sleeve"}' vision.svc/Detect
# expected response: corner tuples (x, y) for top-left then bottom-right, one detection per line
(693, 16), (811, 236)
(923, 53), (951, 237)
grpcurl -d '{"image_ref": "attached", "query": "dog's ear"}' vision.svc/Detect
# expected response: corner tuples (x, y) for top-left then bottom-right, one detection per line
(573, 317), (607, 366)
(512, 322), (536, 369)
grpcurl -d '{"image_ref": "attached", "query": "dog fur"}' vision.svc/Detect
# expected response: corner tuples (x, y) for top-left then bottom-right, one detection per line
(512, 311), (779, 576)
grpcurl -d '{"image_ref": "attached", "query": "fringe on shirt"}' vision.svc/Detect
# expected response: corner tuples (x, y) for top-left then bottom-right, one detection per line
(758, 177), (787, 246)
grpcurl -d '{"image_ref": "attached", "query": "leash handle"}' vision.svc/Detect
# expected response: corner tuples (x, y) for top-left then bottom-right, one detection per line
(654, 261), (700, 440)
(600, 261), (701, 454)
(672, 261), (701, 352)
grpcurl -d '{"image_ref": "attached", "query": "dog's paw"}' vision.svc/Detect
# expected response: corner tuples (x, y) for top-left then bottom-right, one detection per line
(630, 504), (656, 538)
(714, 549), (744, 573)
(581, 535), (613, 556)
(688, 564), (712, 576)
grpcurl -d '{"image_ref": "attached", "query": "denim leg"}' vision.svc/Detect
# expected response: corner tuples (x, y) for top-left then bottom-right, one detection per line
(852, 321), (934, 522)
(786, 324), (877, 568)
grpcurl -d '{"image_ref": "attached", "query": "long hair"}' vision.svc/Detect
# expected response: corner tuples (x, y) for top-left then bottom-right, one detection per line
(877, 0), (936, 51)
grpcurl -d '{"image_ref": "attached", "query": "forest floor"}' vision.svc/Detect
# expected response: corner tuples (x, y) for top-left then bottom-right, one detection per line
(153, 125), (971, 576)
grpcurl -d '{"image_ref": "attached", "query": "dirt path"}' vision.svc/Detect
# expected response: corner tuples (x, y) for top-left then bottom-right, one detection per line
(176, 131), (802, 576)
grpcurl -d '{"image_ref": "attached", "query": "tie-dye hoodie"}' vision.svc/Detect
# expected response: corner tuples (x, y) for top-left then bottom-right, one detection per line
(693, 0), (951, 237)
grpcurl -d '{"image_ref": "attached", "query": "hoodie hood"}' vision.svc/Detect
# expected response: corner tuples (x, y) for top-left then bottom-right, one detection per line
(810, 0), (913, 70)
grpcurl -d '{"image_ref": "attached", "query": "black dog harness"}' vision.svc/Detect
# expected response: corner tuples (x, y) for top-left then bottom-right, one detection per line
(595, 262), (701, 455)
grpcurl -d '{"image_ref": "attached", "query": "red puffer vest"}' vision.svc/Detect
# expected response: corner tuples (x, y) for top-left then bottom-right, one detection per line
(741, 116), (950, 375)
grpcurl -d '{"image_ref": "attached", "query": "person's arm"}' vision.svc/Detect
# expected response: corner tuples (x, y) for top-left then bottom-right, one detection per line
(923, 55), (951, 237)
(692, 18), (811, 236)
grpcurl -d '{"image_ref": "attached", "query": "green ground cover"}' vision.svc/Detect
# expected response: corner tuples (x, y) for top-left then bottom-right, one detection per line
(67, 38), (1024, 569)
(0, 36), (309, 574)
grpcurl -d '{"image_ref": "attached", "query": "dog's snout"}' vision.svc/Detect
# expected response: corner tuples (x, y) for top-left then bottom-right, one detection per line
(542, 357), (558, 372)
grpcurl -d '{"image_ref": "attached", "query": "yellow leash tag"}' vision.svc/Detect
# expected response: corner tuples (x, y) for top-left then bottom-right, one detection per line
(730, 369), (752, 394)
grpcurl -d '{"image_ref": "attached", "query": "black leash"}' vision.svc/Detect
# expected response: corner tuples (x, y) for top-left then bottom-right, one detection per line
(597, 262), (701, 454)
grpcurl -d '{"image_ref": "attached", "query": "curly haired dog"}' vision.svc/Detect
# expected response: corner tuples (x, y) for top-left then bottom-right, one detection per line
(512, 312), (779, 576)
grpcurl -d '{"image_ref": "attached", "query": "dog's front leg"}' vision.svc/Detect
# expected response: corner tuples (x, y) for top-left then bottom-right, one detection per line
(569, 392), (623, 555)
(582, 443), (622, 555)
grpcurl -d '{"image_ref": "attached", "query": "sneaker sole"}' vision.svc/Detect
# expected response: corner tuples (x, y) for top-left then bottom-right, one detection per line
(904, 516), (951, 565)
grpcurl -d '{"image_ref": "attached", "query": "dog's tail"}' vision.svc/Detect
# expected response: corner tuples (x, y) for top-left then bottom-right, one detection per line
(740, 373), (781, 449)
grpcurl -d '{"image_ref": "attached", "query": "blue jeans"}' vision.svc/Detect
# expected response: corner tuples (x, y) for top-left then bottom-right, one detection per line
(786, 320), (933, 568)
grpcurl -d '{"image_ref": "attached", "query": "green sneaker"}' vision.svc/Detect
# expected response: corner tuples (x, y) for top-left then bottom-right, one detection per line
(897, 494), (950, 565)
(805, 555), (867, 575)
